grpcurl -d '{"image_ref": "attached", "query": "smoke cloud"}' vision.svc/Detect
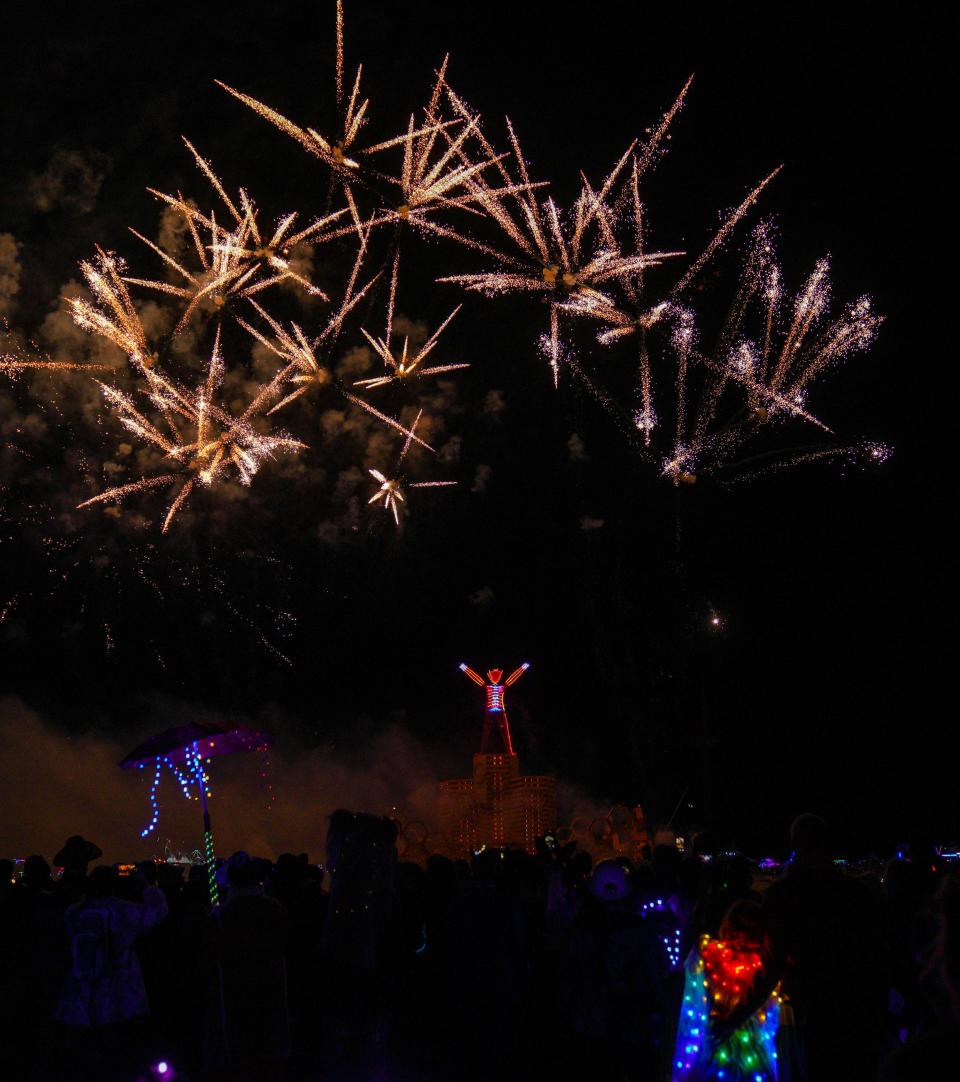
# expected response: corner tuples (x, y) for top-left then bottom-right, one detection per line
(0, 233), (21, 318)
(26, 149), (111, 216)
(0, 695), (453, 864)
(0, 696), (619, 865)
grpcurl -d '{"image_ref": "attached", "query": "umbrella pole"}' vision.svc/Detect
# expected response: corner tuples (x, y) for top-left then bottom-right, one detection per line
(198, 770), (220, 908)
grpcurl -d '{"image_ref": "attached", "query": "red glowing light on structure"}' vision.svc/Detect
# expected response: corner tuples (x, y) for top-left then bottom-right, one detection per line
(459, 661), (530, 755)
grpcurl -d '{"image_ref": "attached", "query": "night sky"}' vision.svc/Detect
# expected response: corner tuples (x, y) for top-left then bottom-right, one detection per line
(0, 2), (952, 858)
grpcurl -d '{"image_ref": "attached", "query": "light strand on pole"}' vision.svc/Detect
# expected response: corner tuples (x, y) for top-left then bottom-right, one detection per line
(139, 757), (162, 837)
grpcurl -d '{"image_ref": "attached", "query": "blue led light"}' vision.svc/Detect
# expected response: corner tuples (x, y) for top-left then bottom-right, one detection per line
(140, 758), (162, 837)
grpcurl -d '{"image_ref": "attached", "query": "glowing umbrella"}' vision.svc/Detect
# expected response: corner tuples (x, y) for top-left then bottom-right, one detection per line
(120, 721), (271, 906)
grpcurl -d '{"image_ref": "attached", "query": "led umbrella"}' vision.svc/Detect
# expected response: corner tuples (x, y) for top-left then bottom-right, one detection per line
(120, 721), (272, 906)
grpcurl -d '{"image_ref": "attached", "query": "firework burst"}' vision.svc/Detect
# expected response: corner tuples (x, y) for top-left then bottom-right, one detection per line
(144, 137), (359, 295)
(355, 254), (468, 389)
(125, 161), (351, 337)
(52, 0), (884, 550)
(367, 409), (456, 526)
(77, 327), (306, 532)
(655, 225), (884, 484)
(435, 91), (687, 385)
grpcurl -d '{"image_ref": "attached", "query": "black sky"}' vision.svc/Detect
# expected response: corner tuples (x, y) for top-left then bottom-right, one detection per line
(0, 2), (953, 855)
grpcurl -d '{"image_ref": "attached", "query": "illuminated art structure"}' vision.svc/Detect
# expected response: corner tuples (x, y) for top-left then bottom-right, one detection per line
(458, 661), (530, 755)
(440, 661), (555, 854)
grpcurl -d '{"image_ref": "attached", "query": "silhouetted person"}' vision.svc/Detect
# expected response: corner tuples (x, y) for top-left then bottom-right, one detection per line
(54, 863), (168, 1081)
(205, 851), (290, 1082)
(24, 854), (54, 891)
(556, 860), (672, 1082)
(881, 870), (960, 1081)
(731, 813), (887, 1081)
(672, 900), (779, 1081)
(318, 811), (397, 1081)
(426, 847), (529, 1081)
(268, 852), (325, 1052)
(693, 854), (760, 938)
(53, 836), (102, 908)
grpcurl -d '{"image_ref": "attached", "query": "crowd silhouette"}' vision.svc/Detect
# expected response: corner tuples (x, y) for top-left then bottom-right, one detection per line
(1, 812), (957, 1082)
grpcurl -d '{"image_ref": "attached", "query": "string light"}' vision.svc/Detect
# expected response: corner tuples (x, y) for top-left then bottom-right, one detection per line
(164, 756), (194, 799)
(259, 749), (277, 812)
(139, 759), (162, 838)
(204, 826), (219, 908)
(135, 743), (214, 848)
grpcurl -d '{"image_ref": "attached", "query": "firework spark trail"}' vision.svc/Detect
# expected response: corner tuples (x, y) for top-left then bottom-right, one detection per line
(563, 352), (655, 460)
(668, 168), (783, 298)
(215, 41), (473, 226)
(0, 356), (111, 374)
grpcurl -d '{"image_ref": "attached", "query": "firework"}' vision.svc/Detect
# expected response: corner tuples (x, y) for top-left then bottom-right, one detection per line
(124, 178), (347, 336)
(435, 101), (684, 384)
(0, 353), (110, 375)
(656, 225), (883, 484)
(218, 21), (540, 263)
(232, 251), (434, 450)
(212, 0), (425, 185)
(58, 0), (884, 551)
(214, 0), (484, 233)
(68, 247), (155, 362)
(355, 254), (468, 389)
(77, 327), (305, 532)
(367, 409), (455, 526)
(557, 128), (779, 432)
(374, 69), (507, 238)
(146, 136), (363, 292)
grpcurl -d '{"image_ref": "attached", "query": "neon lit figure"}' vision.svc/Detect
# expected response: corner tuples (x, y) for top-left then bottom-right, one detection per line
(458, 661), (530, 754)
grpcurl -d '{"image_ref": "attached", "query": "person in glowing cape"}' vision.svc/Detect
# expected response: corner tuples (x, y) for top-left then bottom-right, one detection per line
(672, 901), (781, 1082)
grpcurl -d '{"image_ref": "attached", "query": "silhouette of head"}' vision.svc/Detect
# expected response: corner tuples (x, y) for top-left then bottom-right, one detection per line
(86, 865), (118, 899)
(487, 668), (503, 684)
(719, 899), (764, 947)
(54, 835), (103, 872)
(790, 813), (830, 864)
(24, 855), (52, 888)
